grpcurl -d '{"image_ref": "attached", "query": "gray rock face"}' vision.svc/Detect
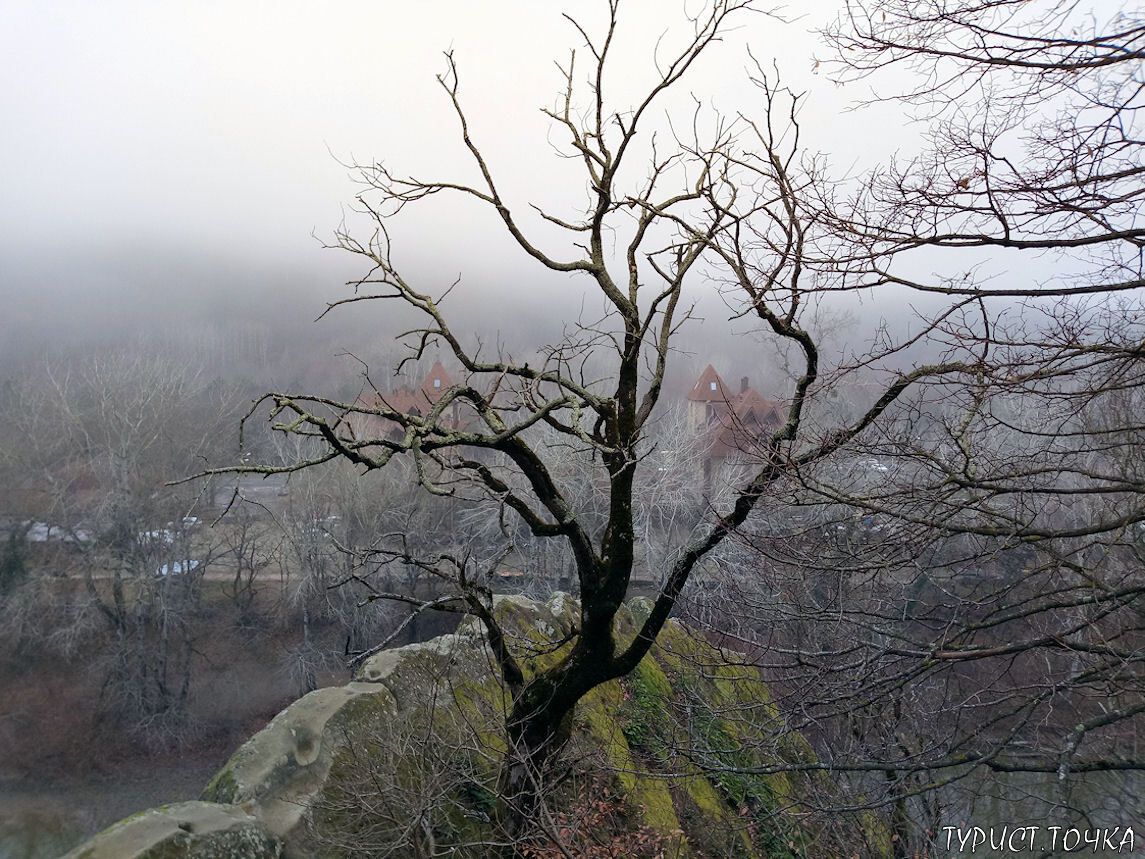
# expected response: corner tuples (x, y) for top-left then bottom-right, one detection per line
(63, 594), (853, 858)
(60, 801), (282, 859)
(201, 681), (397, 840)
(63, 596), (633, 857)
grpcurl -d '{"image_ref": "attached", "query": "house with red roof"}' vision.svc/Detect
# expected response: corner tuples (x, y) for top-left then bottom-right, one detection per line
(345, 361), (466, 442)
(346, 361), (782, 476)
(687, 364), (784, 464)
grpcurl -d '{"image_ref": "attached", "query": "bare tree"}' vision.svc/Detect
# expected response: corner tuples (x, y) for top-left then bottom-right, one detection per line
(195, 0), (1145, 845)
(645, 3), (1145, 853)
(7, 352), (237, 739)
(216, 504), (281, 630)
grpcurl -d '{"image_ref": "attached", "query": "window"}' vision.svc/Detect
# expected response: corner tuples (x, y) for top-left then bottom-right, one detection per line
(710, 381), (717, 391)
(434, 379), (441, 388)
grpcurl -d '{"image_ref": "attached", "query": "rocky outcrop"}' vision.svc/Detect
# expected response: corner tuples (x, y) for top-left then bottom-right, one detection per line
(60, 802), (282, 859)
(65, 594), (885, 858)
(199, 681), (396, 838)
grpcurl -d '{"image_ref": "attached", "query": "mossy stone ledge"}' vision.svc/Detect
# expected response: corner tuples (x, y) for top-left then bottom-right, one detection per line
(65, 594), (888, 857)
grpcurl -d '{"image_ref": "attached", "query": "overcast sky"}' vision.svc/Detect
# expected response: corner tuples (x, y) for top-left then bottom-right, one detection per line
(2, 1), (918, 364)
(1, 3), (892, 255)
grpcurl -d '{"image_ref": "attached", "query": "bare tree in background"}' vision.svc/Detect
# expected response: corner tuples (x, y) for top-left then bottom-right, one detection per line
(5, 354), (235, 740)
(660, 2), (1145, 853)
(197, 0), (1145, 844)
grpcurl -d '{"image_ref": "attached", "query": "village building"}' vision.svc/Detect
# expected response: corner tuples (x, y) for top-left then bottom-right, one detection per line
(686, 363), (783, 461)
(348, 361), (784, 484)
(346, 361), (466, 442)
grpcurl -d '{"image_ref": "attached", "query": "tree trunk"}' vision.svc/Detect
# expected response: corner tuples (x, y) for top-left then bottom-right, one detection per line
(496, 626), (620, 848)
(498, 693), (574, 847)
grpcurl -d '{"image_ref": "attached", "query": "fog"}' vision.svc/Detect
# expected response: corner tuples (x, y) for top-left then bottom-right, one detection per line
(2, 3), (1141, 855)
(1, 0), (928, 390)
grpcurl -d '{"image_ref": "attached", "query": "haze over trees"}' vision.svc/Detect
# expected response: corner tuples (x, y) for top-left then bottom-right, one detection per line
(1, 0), (1142, 856)
(174, 0), (1144, 853)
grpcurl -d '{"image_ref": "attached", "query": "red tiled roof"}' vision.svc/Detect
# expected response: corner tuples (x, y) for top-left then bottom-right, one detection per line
(688, 363), (784, 457)
(733, 387), (783, 428)
(344, 363), (470, 440)
(383, 388), (419, 415)
(688, 364), (734, 402)
(417, 361), (453, 408)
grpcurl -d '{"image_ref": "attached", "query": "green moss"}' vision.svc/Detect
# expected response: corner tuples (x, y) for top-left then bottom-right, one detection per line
(71, 595), (855, 858)
(325, 687), (395, 751)
(676, 687), (813, 856)
(579, 680), (637, 775)
(450, 679), (509, 757)
(628, 776), (680, 837)
(457, 779), (498, 816)
(201, 768), (236, 804)
(567, 601), (833, 856)
(784, 729), (818, 764)
(683, 774), (728, 822)
(679, 774), (755, 857)
(619, 659), (673, 754)
(859, 810), (896, 859)
(134, 822), (281, 859)
(627, 596), (653, 625)
(574, 678), (687, 850)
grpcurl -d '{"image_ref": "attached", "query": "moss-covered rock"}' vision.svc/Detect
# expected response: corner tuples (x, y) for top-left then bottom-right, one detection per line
(60, 802), (281, 859)
(69, 594), (874, 857)
(200, 680), (397, 843)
